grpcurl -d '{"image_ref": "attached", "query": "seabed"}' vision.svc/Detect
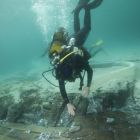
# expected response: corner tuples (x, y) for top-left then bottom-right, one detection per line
(0, 60), (140, 140)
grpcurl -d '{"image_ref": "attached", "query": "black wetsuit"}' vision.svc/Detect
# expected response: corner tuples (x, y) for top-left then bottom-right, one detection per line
(57, 7), (93, 104)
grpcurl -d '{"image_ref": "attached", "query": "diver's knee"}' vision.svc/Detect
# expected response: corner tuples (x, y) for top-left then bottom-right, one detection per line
(74, 7), (81, 15)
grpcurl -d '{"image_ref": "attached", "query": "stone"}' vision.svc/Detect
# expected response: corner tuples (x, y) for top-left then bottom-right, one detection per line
(0, 95), (14, 119)
(106, 117), (115, 123)
(69, 125), (81, 133)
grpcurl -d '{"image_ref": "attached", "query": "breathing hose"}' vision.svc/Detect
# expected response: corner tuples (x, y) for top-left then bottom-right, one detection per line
(42, 69), (59, 87)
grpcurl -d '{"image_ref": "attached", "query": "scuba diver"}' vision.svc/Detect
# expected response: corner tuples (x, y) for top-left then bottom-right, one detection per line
(48, 0), (103, 116)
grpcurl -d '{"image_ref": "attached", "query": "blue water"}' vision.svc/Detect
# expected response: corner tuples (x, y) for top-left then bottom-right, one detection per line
(0, 0), (140, 75)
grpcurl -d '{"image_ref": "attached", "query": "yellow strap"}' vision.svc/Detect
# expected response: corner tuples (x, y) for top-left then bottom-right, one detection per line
(60, 51), (76, 63)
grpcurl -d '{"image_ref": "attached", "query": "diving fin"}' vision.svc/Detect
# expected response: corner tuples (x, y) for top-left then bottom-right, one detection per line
(86, 0), (103, 10)
(72, 0), (90, 13)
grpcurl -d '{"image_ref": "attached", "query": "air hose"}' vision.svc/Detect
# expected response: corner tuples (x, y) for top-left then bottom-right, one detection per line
(42, 69), (59, 87)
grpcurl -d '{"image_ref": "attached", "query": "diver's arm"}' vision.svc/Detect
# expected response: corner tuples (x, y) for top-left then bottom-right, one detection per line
(58, 79), (69, 104)
(85, 62), (93, 87)
(58, 79), (76, 116)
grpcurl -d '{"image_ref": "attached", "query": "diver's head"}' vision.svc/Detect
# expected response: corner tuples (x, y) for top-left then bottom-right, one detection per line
(53, 27), (68, 44)
(49, 41), (63, 58)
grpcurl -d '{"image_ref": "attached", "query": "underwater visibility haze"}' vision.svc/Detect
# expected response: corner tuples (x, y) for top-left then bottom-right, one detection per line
(0, 0), (140, 75)
(0, 0), (140, 140)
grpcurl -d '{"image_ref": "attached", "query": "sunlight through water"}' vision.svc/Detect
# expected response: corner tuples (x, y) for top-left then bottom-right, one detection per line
(31, 0), (73, 42)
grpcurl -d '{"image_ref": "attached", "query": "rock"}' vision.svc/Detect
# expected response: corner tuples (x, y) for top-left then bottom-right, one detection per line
(72, 95), (89, 116)
(36, 132), (52, 140)
(42, 102), (52, 110)
(20, 89), (41, 104)
(0, 119), (6, 124)
(7, 103), (24, 122)
(87, 97), (102, 114)
(0, 95), (14, 119)
(87, 81), (135, 114)
(69, 125), (81, 133)
(106, 117), (115, 123)
(7, 128), (26, 140)
(69, 123), (81, 133)
(127, 114), (140, 125)
(37, 119), (48, 126)
(76, 96), (89, 116)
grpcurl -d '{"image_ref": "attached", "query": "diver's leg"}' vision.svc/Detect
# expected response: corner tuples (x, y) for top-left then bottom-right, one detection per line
(73, 0), (90, 13)
(75, 8), (91, 46)
(74, 0), (103, 46)
(73, 0), (92, 34)
(84, 7), (91, 32)
(74, 8), (80, 33)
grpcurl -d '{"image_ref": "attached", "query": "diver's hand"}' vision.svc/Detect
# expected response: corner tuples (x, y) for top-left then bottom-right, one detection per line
(67, 103), (76, 116)
(82, 86), (90, 97)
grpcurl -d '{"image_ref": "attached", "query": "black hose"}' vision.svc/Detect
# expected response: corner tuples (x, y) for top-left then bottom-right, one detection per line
(42, 69), (59, 87)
